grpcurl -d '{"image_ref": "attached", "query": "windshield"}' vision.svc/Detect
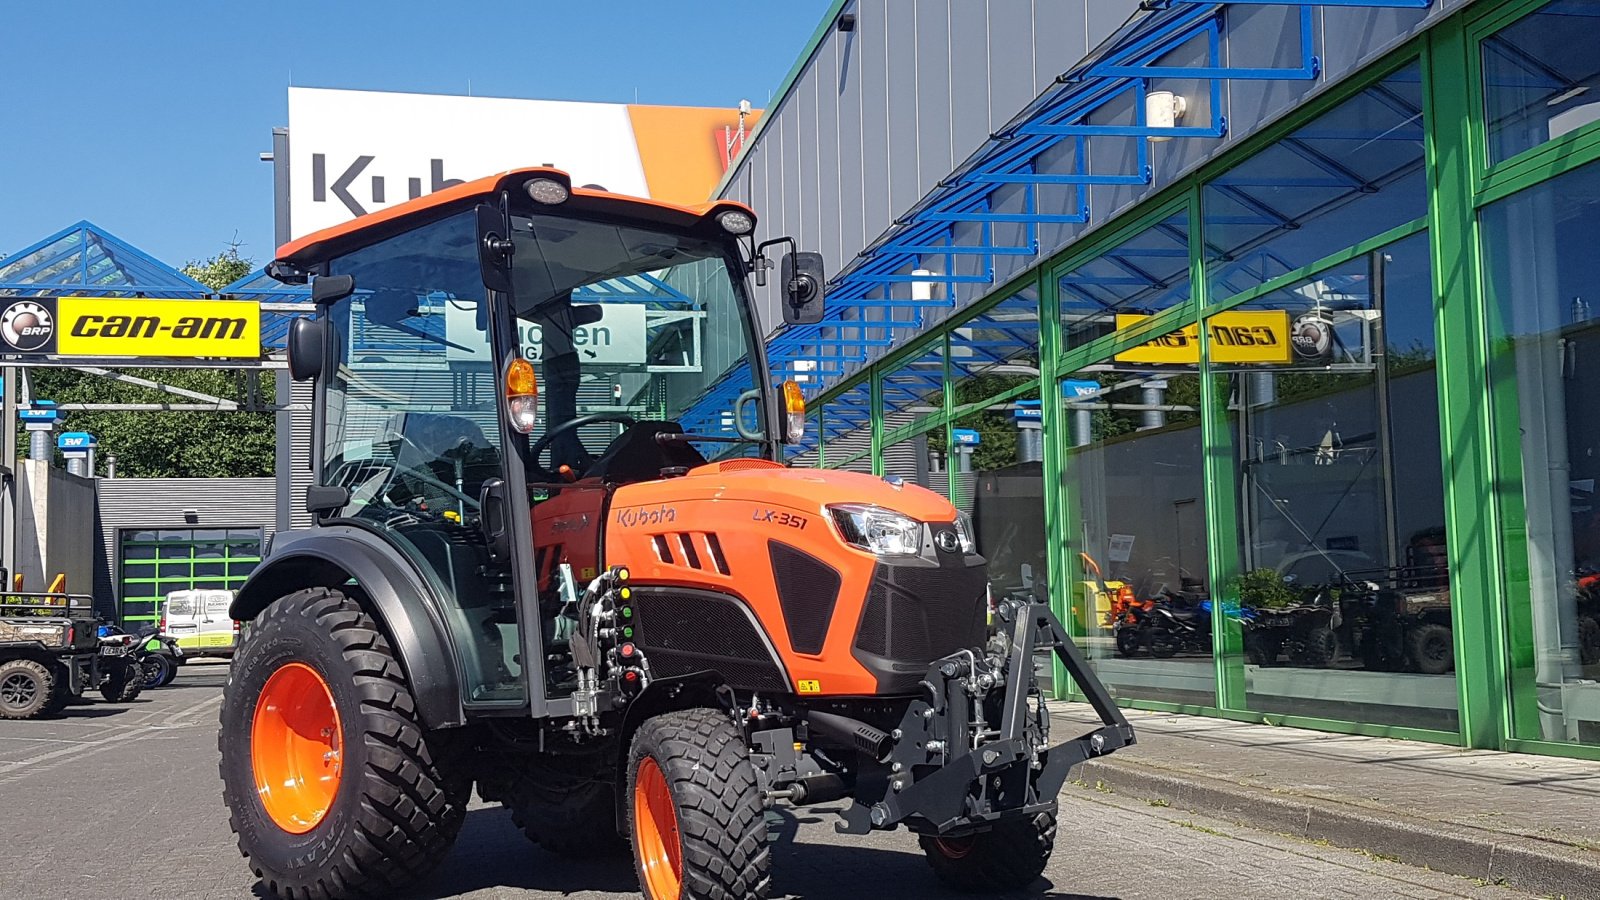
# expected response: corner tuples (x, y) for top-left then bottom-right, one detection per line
(507, 213), (764, 472)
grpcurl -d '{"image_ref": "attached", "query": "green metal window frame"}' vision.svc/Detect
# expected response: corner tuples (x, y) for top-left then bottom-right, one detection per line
(118, 527), (264, 623)
(801, 0), (1600, 759)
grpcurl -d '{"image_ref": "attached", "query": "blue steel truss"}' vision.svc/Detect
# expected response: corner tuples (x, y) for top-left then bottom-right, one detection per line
(739, 0), (1438, 418)
(0, 221), (211, 298)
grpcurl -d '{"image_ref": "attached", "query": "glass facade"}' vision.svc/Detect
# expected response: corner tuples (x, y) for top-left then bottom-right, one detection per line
(806, 0), (1600, 760)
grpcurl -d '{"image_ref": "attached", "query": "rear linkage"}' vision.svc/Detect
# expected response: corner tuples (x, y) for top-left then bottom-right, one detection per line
(829, 594), (1135, 836)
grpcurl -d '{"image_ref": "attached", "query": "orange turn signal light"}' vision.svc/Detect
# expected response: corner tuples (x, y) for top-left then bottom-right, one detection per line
(505, 357), (539, 434)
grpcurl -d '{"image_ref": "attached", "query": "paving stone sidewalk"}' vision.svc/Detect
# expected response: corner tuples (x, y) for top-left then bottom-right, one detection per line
(1051, 702), (1600, 899)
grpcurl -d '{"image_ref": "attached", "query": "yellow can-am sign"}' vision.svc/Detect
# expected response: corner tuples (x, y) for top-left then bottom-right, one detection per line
(0, 297), (260, 359)
(1114, 310), (1291, 365)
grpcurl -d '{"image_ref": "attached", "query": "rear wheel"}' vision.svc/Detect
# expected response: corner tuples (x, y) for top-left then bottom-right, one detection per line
(142, 654), (176, 688)
(920, 810), (1056, 892)
(1407, 623), (1454, 675)
(101, 658), (143, 702)
(218, 587), (467, 899)
(507, 765), (626, 857)
(0, 658), (56, 719)
(627, 708), (769, 900)
(1289, 626), (1337, 668)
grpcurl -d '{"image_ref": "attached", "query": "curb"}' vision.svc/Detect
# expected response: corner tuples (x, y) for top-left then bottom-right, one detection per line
(1075, 757), (1600, 899)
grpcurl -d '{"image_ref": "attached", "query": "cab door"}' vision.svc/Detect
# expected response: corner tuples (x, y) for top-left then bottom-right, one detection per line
(314, 210), (527, 707)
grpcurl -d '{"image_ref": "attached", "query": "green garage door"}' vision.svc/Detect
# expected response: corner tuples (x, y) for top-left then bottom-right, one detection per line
(118, 528), (263, 624)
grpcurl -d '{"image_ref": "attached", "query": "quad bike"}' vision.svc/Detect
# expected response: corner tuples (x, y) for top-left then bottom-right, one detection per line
(218, 169), (1134, 900)
(0, 593), (137, 717)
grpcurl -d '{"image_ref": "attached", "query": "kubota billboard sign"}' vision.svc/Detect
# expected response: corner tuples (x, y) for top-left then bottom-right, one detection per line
(287, 87), (759, 240)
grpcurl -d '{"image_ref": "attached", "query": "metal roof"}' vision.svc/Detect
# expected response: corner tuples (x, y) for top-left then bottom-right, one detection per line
(0, 221), (211, 298)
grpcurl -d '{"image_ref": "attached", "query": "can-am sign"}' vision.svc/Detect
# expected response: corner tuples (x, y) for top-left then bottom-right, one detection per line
(0, 298), (260, 359)
(287, 88), (759, 239)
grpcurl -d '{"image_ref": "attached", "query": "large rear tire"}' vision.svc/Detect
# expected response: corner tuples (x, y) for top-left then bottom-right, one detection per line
(218, 587), (467, 900)
(920, 810), (1056, 893)
(0, 658), (56, 720)
(507, 765), (627, 858)
(627, 708), (769, 900)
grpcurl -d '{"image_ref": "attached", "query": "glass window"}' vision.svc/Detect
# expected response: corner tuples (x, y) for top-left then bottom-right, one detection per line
(1208, 230), (1454, 731)
(1482, 158), (1600, 745)
(1058, 212), (1190, 352)
(1482, 2), (1600, 166)
(1062, 318), (1211, 706)
(1204, 64), (1425, 304)
(882, 432), (951, 500)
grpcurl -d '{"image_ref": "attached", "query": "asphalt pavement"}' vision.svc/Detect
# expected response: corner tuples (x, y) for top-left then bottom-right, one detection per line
(0, 665), (1542, 900)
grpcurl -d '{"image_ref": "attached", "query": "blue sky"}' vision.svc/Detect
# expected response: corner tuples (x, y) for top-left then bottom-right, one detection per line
(0, 1), (831, 271)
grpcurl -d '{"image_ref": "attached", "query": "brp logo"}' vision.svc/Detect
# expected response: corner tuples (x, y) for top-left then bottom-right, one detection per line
(0, 301), (54, 351)
(1291, 313), (1333, 363)
(935, 530), (961, 553)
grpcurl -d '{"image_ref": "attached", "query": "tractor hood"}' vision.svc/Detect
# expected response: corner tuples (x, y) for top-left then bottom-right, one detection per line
(610, 459), (959, 524)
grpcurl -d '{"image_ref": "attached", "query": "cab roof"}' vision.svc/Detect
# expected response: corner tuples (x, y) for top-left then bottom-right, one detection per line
(274, 166), (755, 271)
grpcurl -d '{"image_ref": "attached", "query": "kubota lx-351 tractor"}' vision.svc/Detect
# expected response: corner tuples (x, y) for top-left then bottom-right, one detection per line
(220, 167), (1133, 899)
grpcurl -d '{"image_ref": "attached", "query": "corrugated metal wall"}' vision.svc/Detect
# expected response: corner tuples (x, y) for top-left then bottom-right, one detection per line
(94, 477), (278, 617)
(724, 0), (1143, 334)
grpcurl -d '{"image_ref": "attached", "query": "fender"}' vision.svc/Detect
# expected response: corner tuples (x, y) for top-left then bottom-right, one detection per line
(232, 525), (466, 728)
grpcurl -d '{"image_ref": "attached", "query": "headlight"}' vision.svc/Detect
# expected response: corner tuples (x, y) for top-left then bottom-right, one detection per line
(953, 510), (977, 554)
(828, 504), (922, 556)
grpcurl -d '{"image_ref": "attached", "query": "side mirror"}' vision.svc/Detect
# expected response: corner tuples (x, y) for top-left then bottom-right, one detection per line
(781, 252), (825, 325)
(311, 274), (355, 305)
(476, 202), (513, 294)
(286, 317), (325, 382)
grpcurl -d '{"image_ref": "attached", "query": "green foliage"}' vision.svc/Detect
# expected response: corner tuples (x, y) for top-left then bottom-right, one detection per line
(180, 246), (253, 292)
(26, 368), (275, 478)
(1231, 567), (1300, 610)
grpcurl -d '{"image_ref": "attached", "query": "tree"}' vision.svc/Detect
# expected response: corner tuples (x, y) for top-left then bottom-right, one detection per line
(181, 245), (253, 291)
(22, 248), (276, 478)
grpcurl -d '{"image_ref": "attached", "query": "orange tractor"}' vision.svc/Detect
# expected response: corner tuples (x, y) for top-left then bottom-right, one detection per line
(220, 168), (1132, 899)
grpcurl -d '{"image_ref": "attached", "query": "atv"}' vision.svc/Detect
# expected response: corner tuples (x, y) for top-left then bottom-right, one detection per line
(218, 168), (1133, 900)
(0, 593), (133, 718)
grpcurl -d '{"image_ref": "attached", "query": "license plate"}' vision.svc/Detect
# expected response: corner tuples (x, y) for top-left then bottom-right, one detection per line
(99, 645), (127, 656)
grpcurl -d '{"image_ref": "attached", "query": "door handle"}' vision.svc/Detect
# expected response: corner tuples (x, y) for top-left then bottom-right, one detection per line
(480, 478), (510, 563)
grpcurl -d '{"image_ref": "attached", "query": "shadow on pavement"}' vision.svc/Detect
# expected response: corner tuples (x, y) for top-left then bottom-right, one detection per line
(248, 804), (1119, 900)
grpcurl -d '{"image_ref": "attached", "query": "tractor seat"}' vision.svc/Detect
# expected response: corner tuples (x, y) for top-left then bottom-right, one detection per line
(582, 420), (706, 485)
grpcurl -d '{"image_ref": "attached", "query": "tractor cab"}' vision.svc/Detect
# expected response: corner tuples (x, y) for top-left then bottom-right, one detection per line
(266, 168), (819, 710)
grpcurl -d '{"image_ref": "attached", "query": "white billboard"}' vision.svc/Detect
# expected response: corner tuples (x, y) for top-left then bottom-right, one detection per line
(286, 88), (759, 241)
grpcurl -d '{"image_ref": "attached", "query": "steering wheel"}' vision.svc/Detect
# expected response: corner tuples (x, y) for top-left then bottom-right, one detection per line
(528, 412), (638, 482)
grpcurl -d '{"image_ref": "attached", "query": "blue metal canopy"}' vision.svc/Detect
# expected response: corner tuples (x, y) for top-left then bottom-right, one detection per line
(744, 0), (1440, 416)
(0, 221), (211, 298)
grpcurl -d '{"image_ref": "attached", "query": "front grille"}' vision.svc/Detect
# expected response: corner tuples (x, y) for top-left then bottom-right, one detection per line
(853, 556), (988, 694)
(769, 541), (841, 655)
(633, 588), (788, 693)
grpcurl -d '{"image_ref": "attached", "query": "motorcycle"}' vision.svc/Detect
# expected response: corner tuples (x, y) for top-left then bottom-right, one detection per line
(98, 623), (183, 687)
(1139, 591), (1214, 658)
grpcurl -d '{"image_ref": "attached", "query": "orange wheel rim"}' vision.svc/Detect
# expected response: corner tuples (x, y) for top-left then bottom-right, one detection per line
(251, 662), (343, 834)
(633, 756), (682, 900)
(934, 836), (975, 859)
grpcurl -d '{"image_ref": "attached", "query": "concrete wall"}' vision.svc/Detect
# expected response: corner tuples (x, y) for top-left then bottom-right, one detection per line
(14, 461), (95, 599)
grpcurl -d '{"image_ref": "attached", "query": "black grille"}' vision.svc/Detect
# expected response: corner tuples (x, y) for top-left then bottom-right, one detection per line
(853, 555), (989, 694)
(769, 541), (841, 655)
(633, 588), (788, 693)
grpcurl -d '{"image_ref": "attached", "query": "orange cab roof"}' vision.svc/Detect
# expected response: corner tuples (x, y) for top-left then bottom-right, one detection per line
(275, 166), (755, 268)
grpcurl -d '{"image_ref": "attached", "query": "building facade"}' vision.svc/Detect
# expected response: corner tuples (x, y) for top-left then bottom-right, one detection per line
(725, 0), (1600, 760)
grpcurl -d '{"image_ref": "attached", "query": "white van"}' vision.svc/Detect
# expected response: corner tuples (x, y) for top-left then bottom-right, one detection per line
(160, 589), (238, 657)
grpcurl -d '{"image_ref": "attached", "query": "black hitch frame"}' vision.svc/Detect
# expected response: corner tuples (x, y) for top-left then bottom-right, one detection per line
(835, 595), (1135, 835)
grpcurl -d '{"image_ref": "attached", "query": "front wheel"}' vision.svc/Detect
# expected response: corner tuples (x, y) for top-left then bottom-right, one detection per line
(219, 587), (468, 899)
(627, 708), (769, 900)
(920, 809), (1056, 892)
(0, 658), (58, 719)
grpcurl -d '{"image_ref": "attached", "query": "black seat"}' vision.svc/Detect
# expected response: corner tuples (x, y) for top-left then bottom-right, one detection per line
(582, 421), (706, 484)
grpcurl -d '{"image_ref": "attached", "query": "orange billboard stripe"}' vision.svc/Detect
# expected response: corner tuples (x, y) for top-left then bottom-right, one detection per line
(627, 105), (763, 205)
